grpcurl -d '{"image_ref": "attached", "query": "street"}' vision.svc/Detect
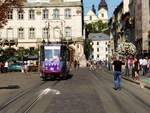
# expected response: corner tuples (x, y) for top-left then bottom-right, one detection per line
(0, 68), (150, 113)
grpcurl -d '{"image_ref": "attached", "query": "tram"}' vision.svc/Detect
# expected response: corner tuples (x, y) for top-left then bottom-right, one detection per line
(40, 44), (70, 80)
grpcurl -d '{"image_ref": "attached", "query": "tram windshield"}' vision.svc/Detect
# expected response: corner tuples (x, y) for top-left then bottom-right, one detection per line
(44, 49), (60, 61)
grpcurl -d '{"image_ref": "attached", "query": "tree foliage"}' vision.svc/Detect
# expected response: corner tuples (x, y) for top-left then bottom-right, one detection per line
(84, 39), (92, 60)
(85, 20), (108, 33)
(148, 31), (150, 39)
(0, 0), (25, 28)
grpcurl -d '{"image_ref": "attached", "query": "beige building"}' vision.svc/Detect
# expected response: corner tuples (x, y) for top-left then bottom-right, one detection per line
(129, 0), (150, 55)
(0, 0), (87, 66)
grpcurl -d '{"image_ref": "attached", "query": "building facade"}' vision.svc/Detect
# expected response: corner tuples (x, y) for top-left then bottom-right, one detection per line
(84, 0), (108, 24)
(0, 0), (83, 48)
(89, 33), (110, 61)
(129, 0), (150, 55)
(0, 0), (87, 66)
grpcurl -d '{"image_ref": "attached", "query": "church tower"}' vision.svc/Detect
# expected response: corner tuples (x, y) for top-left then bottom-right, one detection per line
(98, 0), (108, 23)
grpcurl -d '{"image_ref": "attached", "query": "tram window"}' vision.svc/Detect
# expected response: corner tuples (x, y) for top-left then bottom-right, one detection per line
(54, 49), (60, 57)
(45, 49), (53, 60)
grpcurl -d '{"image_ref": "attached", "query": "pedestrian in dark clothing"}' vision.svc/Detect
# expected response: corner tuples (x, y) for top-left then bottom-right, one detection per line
(77, 61), (80, 69)
(112, 56), (125, 90)
(133, 57), (140, 80)
(74, 60), (77, 69)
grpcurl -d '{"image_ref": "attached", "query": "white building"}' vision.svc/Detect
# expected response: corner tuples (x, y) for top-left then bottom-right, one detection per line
(89, 33), (110, 61)
(0, 0), (86, 66)
(84, 0), (108, 24)
(0, 0), (83, 48)
(0, 0), (85, 65)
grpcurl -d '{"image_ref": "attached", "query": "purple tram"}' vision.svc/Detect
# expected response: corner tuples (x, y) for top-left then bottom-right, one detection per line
(40, 44), (70, 80)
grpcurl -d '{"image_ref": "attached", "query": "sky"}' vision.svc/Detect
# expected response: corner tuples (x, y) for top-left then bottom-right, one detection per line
(83, 0), (122, 18)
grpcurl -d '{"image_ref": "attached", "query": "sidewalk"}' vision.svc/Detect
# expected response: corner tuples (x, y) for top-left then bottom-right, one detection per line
(105, 67), (150, 90)
(122, 74), (150, 89)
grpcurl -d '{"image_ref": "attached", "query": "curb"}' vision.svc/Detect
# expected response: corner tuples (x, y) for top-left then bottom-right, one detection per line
(103, 68), (150, 90)
(122, 76), (150, 90)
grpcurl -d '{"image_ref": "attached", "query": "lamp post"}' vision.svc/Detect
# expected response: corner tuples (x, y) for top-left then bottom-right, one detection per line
(45, 20), (50, 44)
(60, 20), (65, 44)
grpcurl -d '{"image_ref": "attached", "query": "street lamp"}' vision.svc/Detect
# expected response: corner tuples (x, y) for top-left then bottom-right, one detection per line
(45, 20), (50, 44)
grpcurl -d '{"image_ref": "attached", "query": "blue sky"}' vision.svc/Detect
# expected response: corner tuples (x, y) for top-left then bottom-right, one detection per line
(83, 0), (122, 18)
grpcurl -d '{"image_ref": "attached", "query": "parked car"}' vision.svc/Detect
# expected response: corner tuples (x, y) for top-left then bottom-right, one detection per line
(8, 63), (22, 72)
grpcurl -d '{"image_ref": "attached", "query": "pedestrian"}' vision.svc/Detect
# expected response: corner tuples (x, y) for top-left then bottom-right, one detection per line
(127, 56), (134, 77)
(133, 57), (140, 80)
(112, 56), (125, 90)
(24, 62), (28, 74)
(147, 57), (150, 76)
(77, 61), (80, 69)
(4, 61), (8, 72)
(141, 56), (148, 76)
(74, 60), (77, 69)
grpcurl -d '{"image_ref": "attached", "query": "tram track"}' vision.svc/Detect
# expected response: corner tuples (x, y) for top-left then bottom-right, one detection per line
(0, 80), (60, 113)
(90, 70), (128, 113)
(90, 69), (150, 113)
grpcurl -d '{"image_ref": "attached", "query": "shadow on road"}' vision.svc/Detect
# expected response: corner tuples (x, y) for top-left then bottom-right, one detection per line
(0, 85), (20, 90)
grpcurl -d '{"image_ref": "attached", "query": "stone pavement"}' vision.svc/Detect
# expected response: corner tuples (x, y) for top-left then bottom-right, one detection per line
(103, 66), (150, 89)
(0, 72), (41, 93)
(122, 75), (150, 89)
(0, 72), (41, 105)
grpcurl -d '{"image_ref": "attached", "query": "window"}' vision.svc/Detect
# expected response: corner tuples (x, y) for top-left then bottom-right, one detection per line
(43, 9), (49, 19)
(65, 8), (71, 19)
(90, 16), (92, 20)
(18, 27), (24, 39)
(97, 42), (99, 45)
(8, 10), (13, 19)
(102, 13), (104, 17)
(42, 27), (48, 39)
(53, 9), (60, 19)
(18, 10), (24, 20)
(29, 9), (35, 20)
(65, 27), (72, 38)
(29, 27), (35, 38)
(7, 28), (13, 39)
(53, 27), (60, 39)
(97, 54), (99, 58)
(106, 48), (107, 51)
(97, 48), (99, 52)
(92, 55), (94, 59)
(106, 54), (108, 58)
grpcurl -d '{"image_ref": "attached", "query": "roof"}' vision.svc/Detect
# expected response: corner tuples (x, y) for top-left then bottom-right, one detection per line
(88, 33), (110, 41)
(92, 4), (96, 14)
(23, 1), (82, 7)
(98, 0), (108, 10)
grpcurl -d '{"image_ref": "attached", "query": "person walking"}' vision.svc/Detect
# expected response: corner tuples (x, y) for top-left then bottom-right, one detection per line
(4, 61), (8, 72)
(74, 60), (77, 69)
(77, 61), (80, 69)
(141, 56), (148, 76)
(112, 56), (125, 90)
(133, 57), (140, 80)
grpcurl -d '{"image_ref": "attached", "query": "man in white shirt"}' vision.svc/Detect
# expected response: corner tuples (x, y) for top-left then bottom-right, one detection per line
(4, 61), (8, 72)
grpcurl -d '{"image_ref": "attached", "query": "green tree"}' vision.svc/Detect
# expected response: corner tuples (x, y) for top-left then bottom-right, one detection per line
(85, 20), (108, 33)
(84, 39), (92, 60)
(0, 0), (25, 28)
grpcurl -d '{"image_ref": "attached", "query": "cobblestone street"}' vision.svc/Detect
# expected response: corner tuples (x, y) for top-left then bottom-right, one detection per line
(0, 68), (150, 113)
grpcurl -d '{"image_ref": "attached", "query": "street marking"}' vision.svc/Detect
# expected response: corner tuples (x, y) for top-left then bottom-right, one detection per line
(39, 88), (61, 98)
(24, 88), (61, 113)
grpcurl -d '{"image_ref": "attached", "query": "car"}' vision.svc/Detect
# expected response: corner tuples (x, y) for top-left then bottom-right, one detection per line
(8, 63), (22, 72)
